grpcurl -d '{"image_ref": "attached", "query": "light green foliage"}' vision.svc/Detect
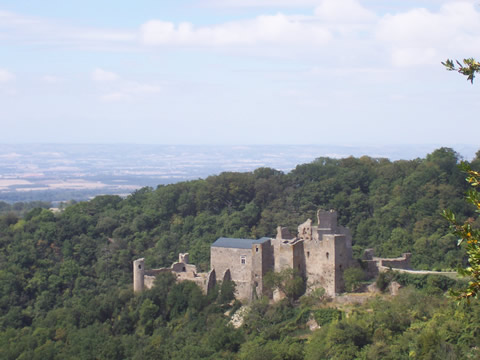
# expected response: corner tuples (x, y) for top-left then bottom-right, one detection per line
(313, 308), (343, 326)
(376, 270), (462, 295)
(444, 163), (480, 300)
(306, 317), (370, 360)
(299, 286), (327, 307)
(237, 337), (304, 360)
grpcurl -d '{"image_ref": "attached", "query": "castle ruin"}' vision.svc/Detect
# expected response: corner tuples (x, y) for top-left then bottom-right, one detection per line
(134, 209), (360, 300)
(210, 209), (355, 299)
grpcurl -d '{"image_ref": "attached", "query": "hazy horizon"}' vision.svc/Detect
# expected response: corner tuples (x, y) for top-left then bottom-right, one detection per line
(0, 143), (477, 203)
(1, 1), (480, 146)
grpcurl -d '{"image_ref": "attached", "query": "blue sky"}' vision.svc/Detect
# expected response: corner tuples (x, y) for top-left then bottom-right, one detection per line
(1, 0), (480, 146)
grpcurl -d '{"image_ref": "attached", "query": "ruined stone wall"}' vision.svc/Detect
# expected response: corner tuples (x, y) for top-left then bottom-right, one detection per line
(251, 240), (274, 299)
(134, 253), (216, 294)
(143, 268), (172, 289)
(317, 209), (337, 233)
(303, 236), (336, 296)
(338, 225), (353, 261)
(171, 262), (197, 273)
(363, 251), (413, 278)
(298, 219), (313, 241)
(303, 233), (351, 296)
(292, 240), (305, 275)
(363, 260), (380, 278)
(174, 269), (216, 293)
(333, 234), (350, 294)
(211, 246), (252, 300)
(379, 253), (412, 270)
(135, 209), (358, 300)
(273, 239), (295, 272)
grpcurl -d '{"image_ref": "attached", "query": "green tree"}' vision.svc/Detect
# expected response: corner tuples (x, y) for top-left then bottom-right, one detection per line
(343, 267), (365, 292)
(264, 268), (305, 303)
(442, 58), (480, 299)
(443, 163), (480, 300)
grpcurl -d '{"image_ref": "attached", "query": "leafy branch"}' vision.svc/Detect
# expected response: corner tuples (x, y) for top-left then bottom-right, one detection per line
(443, 162), (480, 300)
(442, 58), (480, 83)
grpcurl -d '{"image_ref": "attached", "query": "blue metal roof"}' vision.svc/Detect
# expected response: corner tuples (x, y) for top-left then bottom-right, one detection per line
(212, 237), (270, 249)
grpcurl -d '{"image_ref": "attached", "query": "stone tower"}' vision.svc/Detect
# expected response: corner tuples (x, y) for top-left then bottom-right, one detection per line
(133, 258), (145, 293)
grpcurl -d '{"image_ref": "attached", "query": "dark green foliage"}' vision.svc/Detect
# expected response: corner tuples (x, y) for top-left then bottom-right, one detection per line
(376, 271), (391, 292)
(376, 270), (465, 295)
(343, 267), (366, 292)
(0, 148), (479, 358)
(0, 201), (51, 218)
(264, 268), (306, 303)
(218, 279), (236, 304)
(313, 308), (343, 326)
(305, 289), (480, 360)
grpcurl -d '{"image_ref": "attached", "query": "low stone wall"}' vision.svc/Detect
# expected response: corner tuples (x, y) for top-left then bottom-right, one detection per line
(145, 268), (172, 277)
(379, 253), (412, 270)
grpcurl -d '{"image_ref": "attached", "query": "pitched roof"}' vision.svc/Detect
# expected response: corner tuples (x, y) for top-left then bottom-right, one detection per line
(211, 237), (270, 249)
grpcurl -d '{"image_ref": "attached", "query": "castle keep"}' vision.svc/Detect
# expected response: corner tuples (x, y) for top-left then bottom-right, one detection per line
(134, 209), (359, 300)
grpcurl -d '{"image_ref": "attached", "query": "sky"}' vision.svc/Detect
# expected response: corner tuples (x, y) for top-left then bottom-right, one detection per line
(0, 0), (480, 147)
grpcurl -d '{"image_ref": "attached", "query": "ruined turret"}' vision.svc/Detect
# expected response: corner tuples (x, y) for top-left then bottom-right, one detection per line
(133, 258), (145, 293)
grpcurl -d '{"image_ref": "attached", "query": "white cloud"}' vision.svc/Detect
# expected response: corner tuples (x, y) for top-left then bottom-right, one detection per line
(0, 10), (40, 27)
(376, 2), (480, 66)
(99, 81), (161, 102)
(0, 10), (135, 49)
(101, 92), (131, 102)
(92, 68), (119, 82)
(42, 75), (64, 84)
(140, 14), (331, 47)
(204, 0), (321, 6)
(126, 82), (162, 95)
(137, 2), (480, 69)
(389, 48), (438, 68)
(314, 0), (376, 23)
(0, 68), (15, 82)
(2, 2), (480, 73)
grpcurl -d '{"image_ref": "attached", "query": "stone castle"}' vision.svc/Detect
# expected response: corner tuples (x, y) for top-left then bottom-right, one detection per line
(133, 209), (375, 300)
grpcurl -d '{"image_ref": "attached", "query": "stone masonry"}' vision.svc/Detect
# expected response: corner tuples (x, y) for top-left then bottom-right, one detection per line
(209, 209), (355, 300)
(134, 209), (410, 301)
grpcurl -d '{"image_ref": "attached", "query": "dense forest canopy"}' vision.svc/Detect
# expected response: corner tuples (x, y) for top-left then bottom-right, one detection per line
(1, 147), (480, 359)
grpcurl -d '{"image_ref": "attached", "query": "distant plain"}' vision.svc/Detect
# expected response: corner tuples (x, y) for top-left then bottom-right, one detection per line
(0, 143), (477, 204)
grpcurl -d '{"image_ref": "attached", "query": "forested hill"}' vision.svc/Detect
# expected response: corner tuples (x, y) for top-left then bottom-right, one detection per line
(1, 147), (480, 359)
